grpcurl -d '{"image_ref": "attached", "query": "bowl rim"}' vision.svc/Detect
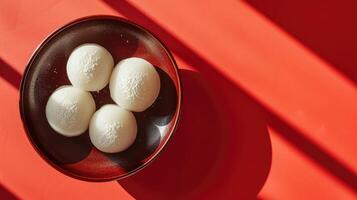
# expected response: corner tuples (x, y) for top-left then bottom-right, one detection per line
(19, 15), (182, 182)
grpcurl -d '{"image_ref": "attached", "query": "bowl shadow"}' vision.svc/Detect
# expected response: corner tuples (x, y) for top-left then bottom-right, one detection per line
(118, 69), (272, 199)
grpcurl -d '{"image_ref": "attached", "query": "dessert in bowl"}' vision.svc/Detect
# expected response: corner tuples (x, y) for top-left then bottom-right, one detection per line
(20, 16), (182, 181)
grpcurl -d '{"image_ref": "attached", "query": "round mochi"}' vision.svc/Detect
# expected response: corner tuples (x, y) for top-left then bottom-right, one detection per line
(89, 104), (137, 153)
(109, 57), (161, 112)
(45, 86), (96, 137)
(67, 43), (114, 91)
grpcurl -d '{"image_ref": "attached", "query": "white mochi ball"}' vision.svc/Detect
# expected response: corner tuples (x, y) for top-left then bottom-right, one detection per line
(67, 43), (114, 91)
(45, 86), (96, 137)
(89, 104), (137, 153)
(109, 57), (160, 112)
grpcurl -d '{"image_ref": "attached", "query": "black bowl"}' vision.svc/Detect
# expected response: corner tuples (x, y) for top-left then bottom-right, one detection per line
(19, 15), (182, 181)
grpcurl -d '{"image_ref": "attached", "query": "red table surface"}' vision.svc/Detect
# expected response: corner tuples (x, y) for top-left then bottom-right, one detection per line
(1, 0), (357, 199)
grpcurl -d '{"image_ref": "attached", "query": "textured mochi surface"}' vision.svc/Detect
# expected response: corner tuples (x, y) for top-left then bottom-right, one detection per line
(89, 104), (137, 153)
(109, 57), (161, 112)
(45, 85), (96, 137)
(67, 43), (114, 91)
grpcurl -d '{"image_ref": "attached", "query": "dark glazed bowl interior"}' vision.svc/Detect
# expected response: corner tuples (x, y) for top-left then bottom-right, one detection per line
(20, 16), (181, 181)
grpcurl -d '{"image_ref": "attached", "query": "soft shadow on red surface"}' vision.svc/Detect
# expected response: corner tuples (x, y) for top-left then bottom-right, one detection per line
(104, 0), (357, 195)
(267, 113), (357, 193)
(0, 184), (19, 200)
(245, 0), (357, 84)
(0, 58), (21, 89)
(0, 0), (355, 197)
(119, 69), (272, 199)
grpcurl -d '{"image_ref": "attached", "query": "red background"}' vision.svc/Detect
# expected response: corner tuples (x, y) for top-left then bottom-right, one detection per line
(0, 0), (357, 199)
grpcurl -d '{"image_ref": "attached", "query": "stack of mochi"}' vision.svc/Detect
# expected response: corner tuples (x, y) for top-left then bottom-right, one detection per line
(45, 43), (160, 153)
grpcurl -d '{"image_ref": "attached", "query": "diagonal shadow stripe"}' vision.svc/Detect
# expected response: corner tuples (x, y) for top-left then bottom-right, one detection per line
(245, 0), (357, 85)
(0, 183), (19, 200)
(103, 0), (357, 193)
(0, 58), (21, 89)
(266, 112), (357, 192)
